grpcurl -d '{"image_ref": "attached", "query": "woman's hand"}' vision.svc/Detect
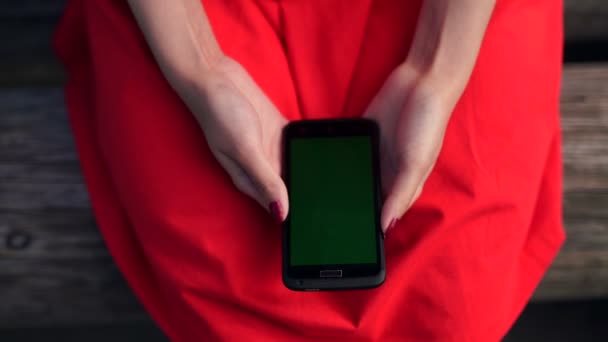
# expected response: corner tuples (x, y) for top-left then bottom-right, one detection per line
(364, 0), (495, 234)
(180, 56), (289, 222)
(127, 0), (289, 222)
(364, 65), (452, 234)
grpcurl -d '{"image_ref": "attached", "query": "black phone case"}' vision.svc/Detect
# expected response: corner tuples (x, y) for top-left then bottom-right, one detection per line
(281, 118), (386, 291)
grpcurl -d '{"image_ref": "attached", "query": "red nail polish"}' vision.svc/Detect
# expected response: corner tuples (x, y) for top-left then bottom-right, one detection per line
(385, 218), (398, 236)
(269, 201), (282, 224)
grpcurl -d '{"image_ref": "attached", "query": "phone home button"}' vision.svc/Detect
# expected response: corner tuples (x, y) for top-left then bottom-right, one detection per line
(320, 269), (343, 278)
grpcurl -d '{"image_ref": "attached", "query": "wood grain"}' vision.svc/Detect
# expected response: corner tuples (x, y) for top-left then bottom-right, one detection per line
(532, 63), (608, 300)
(0, 211), (147, 328)
(0, 68), (607, 325)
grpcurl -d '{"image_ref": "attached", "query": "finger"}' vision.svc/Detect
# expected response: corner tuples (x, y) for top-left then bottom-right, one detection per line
(240, 152), (289, 223)
(215, 148), (289, 223)
(410, 183), (424, 206)
(381, 167), (424, 233)
(406, 165), (434, 208)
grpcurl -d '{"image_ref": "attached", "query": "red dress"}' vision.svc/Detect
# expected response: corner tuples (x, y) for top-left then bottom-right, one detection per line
(54, 0), (564, 340)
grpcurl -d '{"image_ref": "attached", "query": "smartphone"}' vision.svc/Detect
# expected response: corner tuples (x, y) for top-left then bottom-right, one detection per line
(282, 118), (385, 291)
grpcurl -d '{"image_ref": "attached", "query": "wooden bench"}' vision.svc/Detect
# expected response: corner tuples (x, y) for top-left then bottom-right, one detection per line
(1, 0), (607, 329)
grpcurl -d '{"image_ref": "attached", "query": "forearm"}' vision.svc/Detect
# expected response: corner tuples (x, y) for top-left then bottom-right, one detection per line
(404, 0), (495, 108)
(127, 0), (223, 88)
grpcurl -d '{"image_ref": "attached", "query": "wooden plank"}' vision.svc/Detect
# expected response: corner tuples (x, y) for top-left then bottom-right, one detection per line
(0, 211), (148, 329)
(0, 64), (607, 326)
(534, 64), (608, 300)
(0, 88), (75, 162)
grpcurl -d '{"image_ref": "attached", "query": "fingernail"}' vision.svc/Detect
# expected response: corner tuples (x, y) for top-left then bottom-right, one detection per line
(269, 201), (282, 224)
(385, 218), (398, 236)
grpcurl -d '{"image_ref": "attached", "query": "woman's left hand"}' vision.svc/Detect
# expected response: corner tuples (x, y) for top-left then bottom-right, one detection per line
(364, 65), (455, 234)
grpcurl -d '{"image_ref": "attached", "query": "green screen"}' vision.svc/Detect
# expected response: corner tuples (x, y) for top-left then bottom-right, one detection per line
(289, 136), (378, 266)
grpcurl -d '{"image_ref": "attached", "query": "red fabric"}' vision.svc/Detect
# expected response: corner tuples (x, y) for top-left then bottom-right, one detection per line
(54, 0), (565, 340)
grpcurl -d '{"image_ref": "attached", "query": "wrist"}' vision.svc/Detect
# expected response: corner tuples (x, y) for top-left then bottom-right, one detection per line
(395, 62), (464, 114)
(164, 50), (227, 106)
(164, 47), (225, 87)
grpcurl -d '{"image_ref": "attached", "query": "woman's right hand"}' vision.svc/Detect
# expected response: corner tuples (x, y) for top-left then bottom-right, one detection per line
(176, 55), (289, 223)
(127, 1), (288, 222)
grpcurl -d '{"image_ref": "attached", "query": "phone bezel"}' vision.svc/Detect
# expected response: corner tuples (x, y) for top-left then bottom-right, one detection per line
(281, 118), (385, 291)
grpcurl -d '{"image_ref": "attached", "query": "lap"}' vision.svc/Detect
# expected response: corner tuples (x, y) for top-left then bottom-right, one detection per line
(56, 0), (564, 340)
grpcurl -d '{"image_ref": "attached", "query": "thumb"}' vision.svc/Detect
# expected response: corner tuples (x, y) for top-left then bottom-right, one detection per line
(215, 148), (289, 223)
(381, 167), (424, 234)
